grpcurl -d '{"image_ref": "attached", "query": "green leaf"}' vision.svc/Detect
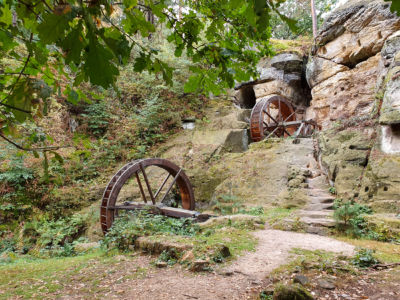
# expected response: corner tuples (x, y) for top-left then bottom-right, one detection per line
(5, 79), (33, 122)
(385, 0), (400, 16)
(0, 4), (12, 26)
(184, 75), (203, 93)
(83, 33), (119, 88)
(37, 13), (69, 45)
(62, 23), (85, 65)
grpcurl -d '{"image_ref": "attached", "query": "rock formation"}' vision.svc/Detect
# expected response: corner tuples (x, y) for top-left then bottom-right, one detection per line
(307, 0), (400, 215)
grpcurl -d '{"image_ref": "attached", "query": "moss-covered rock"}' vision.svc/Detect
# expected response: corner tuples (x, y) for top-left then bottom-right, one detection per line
(273, 284), (314, 300)
(318, 128), (374, 199)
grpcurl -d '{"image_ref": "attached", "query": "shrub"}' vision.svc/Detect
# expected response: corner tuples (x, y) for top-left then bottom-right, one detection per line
(102, 210), (200, 251)
(333, 199), (372, 237)
(33, 213), (89, 256)
(81, 101), (111, 137)
(352, 248), (380, 268)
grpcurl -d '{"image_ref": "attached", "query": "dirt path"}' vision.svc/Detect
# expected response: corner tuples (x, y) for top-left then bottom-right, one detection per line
(97, 229), (355, 300)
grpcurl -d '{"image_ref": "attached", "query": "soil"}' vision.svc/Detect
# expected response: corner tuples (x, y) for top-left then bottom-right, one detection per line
(53, 229), (355, 300)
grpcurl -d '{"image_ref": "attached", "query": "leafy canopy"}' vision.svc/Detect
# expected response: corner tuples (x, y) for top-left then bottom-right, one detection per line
(0, 0), (291, 150)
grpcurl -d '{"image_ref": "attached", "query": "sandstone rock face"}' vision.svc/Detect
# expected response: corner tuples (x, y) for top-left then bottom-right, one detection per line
(316, 0), (400, 67)
(318, 128), (375, 199)
(307, 0), (400, 130)
(307, 54), (381, 128)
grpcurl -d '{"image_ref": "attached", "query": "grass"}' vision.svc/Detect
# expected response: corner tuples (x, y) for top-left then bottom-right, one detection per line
(337, 237), (400, 263)
(271, 248), (357, 278)
(0, 250), (149, 299)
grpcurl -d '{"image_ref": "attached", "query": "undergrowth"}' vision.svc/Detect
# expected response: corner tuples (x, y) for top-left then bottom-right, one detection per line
(333, 199), (399, 242)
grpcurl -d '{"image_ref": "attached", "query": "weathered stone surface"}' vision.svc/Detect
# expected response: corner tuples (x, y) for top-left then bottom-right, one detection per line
(317, 278), (336, 290)
(318, 128), (375, 198)
(189, 260), (210, 272)
(212, 139), (314, 206)
(273, 284), (314, 300)
(134, 237), (192, 254)
(316, 1), (400, 66)
(379, 66), (400, 125)
(293, 274), (310, 286)
(307, 54), (380, 129)
(358, 146), (400, 213)
(270, 53), (303, 73)
(253, 80), (305, 107)
(306, 57), (350, 89)
(198, 214), (263, 229)
(382, 30), (400, 60)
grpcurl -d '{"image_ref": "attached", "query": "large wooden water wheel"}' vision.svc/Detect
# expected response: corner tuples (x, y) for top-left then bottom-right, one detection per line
(100, 158), (195, 234)
(250, 95), (298, 142)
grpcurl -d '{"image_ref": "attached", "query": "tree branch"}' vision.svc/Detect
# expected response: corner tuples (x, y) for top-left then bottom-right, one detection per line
(0, 102), (31, 114)
(0, 132), (66, 152)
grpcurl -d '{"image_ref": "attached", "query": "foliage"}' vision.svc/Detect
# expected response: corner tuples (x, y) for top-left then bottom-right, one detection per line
(0, 0), (294, 150)
(157, 249), (179, 266)
(0, 156), (37, 221)
(34, 214), (88, 250)
(102, 210), (200, 251)
(269, 0), (338, 39)
(81, 101), (111, 137)
(352, 248), (380, 268)
(333, 199), (373, 237)
(386, 0), (400, 16)
(0, 156), (34, 187)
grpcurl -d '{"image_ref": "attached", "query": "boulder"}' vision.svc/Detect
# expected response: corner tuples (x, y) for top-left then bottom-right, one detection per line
(273, 284), (314, 300)
(270, 53), (303, 73)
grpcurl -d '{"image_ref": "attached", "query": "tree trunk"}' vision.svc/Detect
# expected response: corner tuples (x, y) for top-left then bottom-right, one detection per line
(311, 0), (318, 38)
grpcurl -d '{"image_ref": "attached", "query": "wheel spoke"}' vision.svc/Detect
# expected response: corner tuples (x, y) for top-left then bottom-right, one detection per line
(160, 169), (182, 204)
(154, 173), (171, 200)
(140, 162), (155, 204)
(135, 171), (147, 203)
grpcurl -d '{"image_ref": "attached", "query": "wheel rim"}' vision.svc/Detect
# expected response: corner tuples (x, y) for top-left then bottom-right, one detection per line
(250, 95), (297, 142)
(100, 158), (195, 234)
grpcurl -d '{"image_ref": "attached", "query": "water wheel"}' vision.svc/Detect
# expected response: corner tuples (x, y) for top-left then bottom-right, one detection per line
(250, 95), (298, 142)
(100, 158), (195, 234)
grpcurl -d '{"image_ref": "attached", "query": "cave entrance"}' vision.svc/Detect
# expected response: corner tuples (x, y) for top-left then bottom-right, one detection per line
(382, 123), (400, 153)
(237, 86), (256, 109)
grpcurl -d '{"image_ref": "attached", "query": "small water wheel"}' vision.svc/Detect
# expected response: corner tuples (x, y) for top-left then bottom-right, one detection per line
(250, 95), (298, 142)
(100, 158), (195, 234)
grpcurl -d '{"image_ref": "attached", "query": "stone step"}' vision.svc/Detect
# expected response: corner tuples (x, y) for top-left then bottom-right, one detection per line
(298, 210), (333, 219)
(306, 189), (333, 197)
(309, 196), (335, 204)
(304, 225), (330, 236)
(306, 203), (334, 211)
(306, 176), (330, 189)
(300, 217), (336, 228)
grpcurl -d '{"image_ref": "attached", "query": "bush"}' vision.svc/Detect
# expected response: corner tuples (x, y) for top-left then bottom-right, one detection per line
(352, 248), (380, 268)
(32, 213), (89, 256)
(102, 210), (200, 251)
(333, 199), (372, 237)
(81, 101), (111, 137)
